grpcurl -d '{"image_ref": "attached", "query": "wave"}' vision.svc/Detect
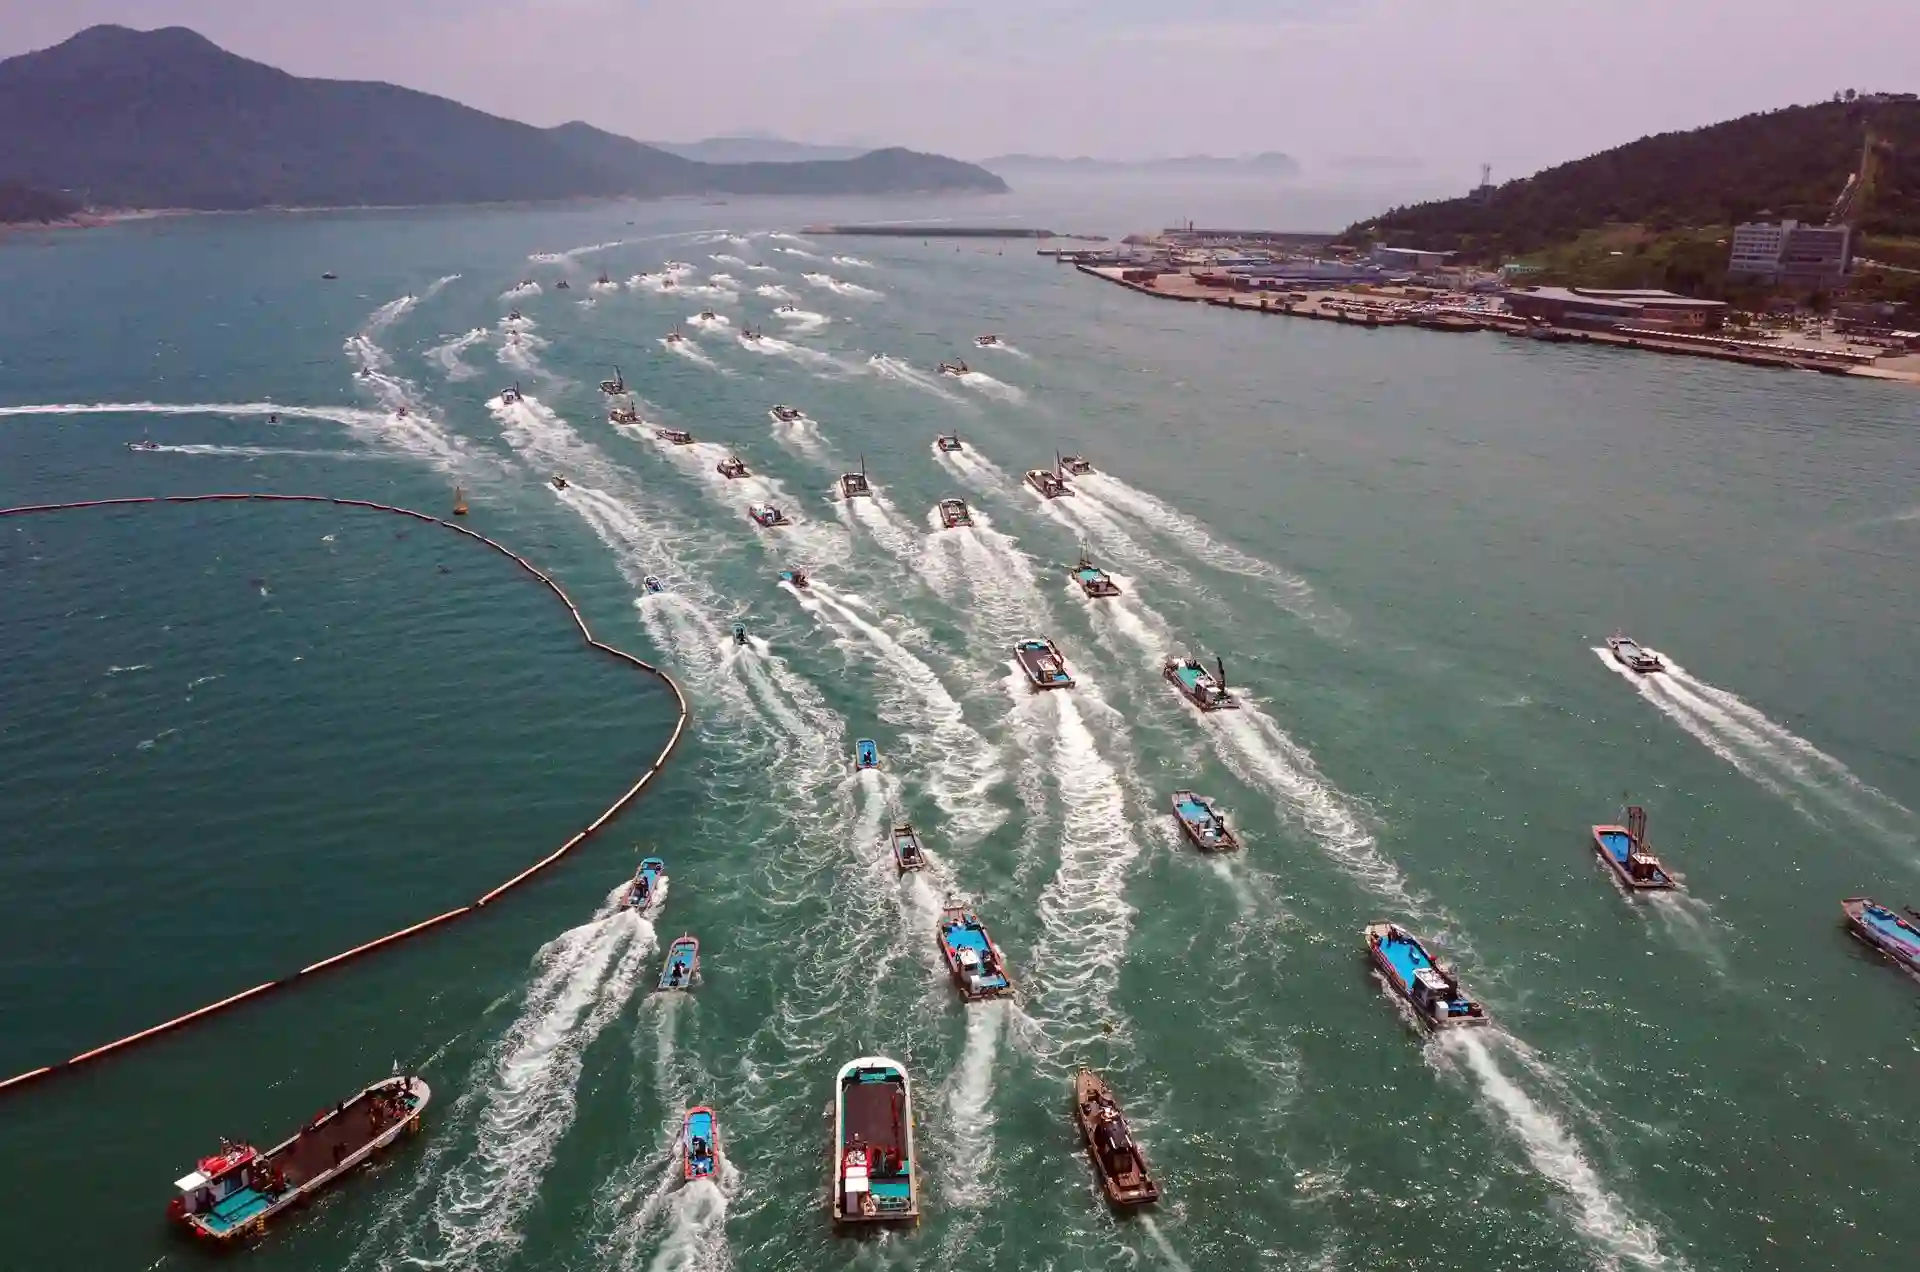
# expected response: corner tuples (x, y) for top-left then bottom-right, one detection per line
(708, 272), (740, 288)
(939, 1000), (1006, 1208)
(866, 354), (959, 402)
(499, 280), (542, 299)
(777, 246), (823, 260)
(831, 255), (874, 268)
(800, 271), (881, 299)
(688, 311), (732, 331)
(954, 370), (1024, 402)
(528, 239), (626, 263)
(425, 328), (490, 380)
(660, 336), (719, 369)
(744, 263), (778, 273)
(709, 253), (747, 266)
(735, 331), (840, 369)
(495, 327), (554, 382)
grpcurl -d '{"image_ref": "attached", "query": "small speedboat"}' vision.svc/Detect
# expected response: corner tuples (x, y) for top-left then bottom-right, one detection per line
(938, 498), (973, 529)
(732, 623), (749, 647)
(1364, 922), (1488, 1030)
(779, 567), (810, 590)
(740, 327), (764, 343)
(1163, 654), (1237, 711)
(748, 502), (789, 527)
(167, 1073), (428, 1243)
(1071, 547), (1120, 598)
(1171, 789), (1239, 852)
(665, 328), (687, 344)
(890, 820), (927, 873)
(658, 936), (699, 991)
(717, 455), (750, 479)
(555, 279), (571, 290)
(1025, 467), (1070, 499)
(1607, 631), (1664, 673)
(974, 334), (1001, 348)
(320, 271), (338, 280)
(658, 427), (694, 445)
(683, 1107), (718, 1181)
(508, 309), (523, 321)
(769, 405), (804, 423)
(624, 856), (666, 910)
(1591, 805), (1674, 890)
(643, 575), (663, 594)
(597, 270), (612, 286)
(937, 359), (970, 377)
(395, 406), (409, 418)
(1059, 454), (1094, 475)
(609, 405), (639, 425)
(854, 738), (880, 770)
(599, 367), (626, 395)
(1013, 637), (1073, 690)
(501, 383), (524, 404)
(934, 433), (962, 453)
(831, 1057), (918, 1225)
(697, 309), (719, 321)
(551, 474), (570, 490)
(1841, 897), (1920, 977)
(774, 303), (800, 314)
(127, 438), (160, 452)
(839, 459), (872, 500)
(1074, 1069), (1159, 1208)
(937, 901), (1014, 1001)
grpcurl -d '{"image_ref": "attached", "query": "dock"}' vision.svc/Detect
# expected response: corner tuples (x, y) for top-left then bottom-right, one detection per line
(803, 224), (1104, 240)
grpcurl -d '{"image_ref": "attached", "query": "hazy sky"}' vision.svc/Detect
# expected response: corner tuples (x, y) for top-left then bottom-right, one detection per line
(5, 0), (1917, 179)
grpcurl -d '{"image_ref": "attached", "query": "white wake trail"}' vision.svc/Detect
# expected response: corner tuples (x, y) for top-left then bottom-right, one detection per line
(426, 328), (489, 380)
(867, 354), (959, 402)
(940, 1001), (1006, 1208)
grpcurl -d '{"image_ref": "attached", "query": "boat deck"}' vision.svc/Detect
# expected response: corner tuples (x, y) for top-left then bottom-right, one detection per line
(1376, 930), (1435, 990)
(1595, 828), (1633, 864)
(197, 1088), (417, 1235)
(1861, 905), (1920, 957)
(842, 1079), (913, 1207)
(942, 922), (1011, 994)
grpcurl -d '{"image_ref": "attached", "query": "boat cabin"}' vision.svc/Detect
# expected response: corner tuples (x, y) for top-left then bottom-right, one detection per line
(749, 503), (789, 527)
(938, 907), (1013, 1000)
(974, 334), (1000, 347)
(839, 467), (872, 499)
(1015, 638), (1074, 690)
(599, 367), (626, 395)
(501, 383), (523, 404)
(1026, 468), (1070, 499)
(1608, 632), (1664, 673)
(938, 498), (973, 528)
(1073, 550), (1120, 597)
(938, 360), (970, 376)
(658, 428), (694, 445)
(854, 738), (881, 770)
(771, 405), (804, 422)
(780, 568), (810, 589)
(609, 405), (639, 425)
(1059, 454), (1094, 475)
(891, 821), (926, 872)
(935, 433), (963, 452)
(1163, 655), (1237, 710)
(718, 456), (750, 479)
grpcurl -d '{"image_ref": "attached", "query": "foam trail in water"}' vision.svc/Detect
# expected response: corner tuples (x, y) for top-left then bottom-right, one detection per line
(831, 255), (875, 268)
(1139, 1216), (1196, 1272)
(152, 443), (389, 461)
(778, 245), (823, 260)
(660, 337), (719, 370)
(710, 253), (747, 267)
(754, 284), (796, 301)
(867, 355), (959, 402)
(801, 271), (881, 298)
(839, 491), (923, 563)
(955, 370), (1024, 402)
(688, 311), (732, 331)
(736, 331), (841, 369)
(940, 1001), (1005, 1208)
(1441, 1031), (1678, 1270)
(767, 408), (825, 458)
(773, 307), (828, 332)
(427, 328), (490, 380)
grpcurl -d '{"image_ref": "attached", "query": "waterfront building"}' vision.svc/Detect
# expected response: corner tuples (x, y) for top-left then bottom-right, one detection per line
(1728, 219), (1852, 287)
(1370, 245), (1455, 270)
(1503, 286), (1727, 331)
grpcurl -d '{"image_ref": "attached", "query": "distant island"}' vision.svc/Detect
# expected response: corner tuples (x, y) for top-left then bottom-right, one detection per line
(1342, 94), (1920, 304)
(0, 26), (1008, 214)
(981, 153), (1300, 178)
(0, 180), (80, 225)
(646, 136), (876, 165)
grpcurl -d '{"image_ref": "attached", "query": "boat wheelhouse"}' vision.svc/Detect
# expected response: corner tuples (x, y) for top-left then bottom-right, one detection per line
(599, 366), (626, 395)
(127, 438), (160, 452)
(168, 1074), (428, 1243)
(1013, 637), (1074, 690)
(1607, 631), (1664, 673)
(597, 269), (612, 286)
(1025, 467), (1071, 499)
(831, 1057), (919, 1225)
(937, 902), (1014, 1001)
(1364, 922), (1488, 1030)
(1058, 453), (1093, 475)
(1163, 654), (1237, 711)
(1073, 1069), (1160, 1207)
(718, 455), (750, 479)
(1841, 897), (1920, 977)
(624, 856), (667, 910)
(1171, 789), (1239, 852)
(938, 498), (973, 529)
(937, 359), (970, 377)
(659, 936), (699, 991)
(748, 502), (790, 527)
(1591, 806), (1674, 890)
(770, 404), (805, 423)
(698, 309), (719, 321)
(1071, 547), (1120, 598)
(934, 433), (963, 452)
(854, 738), (880, 770)
(890, 820), (927, 872)
(683, 1107), (718, 1181)
(609, 405), (639, 425)
(779, 568), (810, 590)
(658, 427), (695, 445)
(839, 458), (872, 500)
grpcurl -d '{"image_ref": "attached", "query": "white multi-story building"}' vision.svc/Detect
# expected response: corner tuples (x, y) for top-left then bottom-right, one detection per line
(1728, 219), (1852, 287)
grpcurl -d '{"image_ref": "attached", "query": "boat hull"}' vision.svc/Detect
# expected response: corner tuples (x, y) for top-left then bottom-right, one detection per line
(683, 1107), (718, 1181)
(1073, 1070), (1160, 1208)
(1364, 923), (1488, 1031)
(831, 1057), (919, 1226)
(1590, 825), (1674, 890)
(891, 824), (927, 873)
(1014, 639), (1074, 690)
(1025, 470), (1071, 499)
(1172, 791), (1239, 852)
(659, 938), (699, 991)
(1842, 897), (1920, 976)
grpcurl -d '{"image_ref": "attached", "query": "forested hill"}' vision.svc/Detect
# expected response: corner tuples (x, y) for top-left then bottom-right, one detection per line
(1345, 97), (1920, 259)
(0, 181), (80, 224)
(0, 26), (1008, 211)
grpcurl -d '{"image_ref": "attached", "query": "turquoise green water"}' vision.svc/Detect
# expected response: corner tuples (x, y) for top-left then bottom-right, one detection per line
(2, 195), (1918, 1272)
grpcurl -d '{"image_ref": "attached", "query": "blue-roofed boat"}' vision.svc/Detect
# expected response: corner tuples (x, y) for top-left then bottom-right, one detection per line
(779, 567), (810, 589)
(937, 900), (1014, 1001)
(1591, 806), (1674, 890)
(1163, 653), (1236, 711)
(1071, 546), (1120, 597)
(683, 1106), (718, 1180)
(854, 738), (880, 770)
(890, 819), (927, 872)
(1013, 637), (1073, 689)
(1363, 922), (1487, 1030)
(831, 1056), (919, 1225)
(659, 935), (699, 991)
(1171, 789), (1239, 852)
(169, 1074), (428, 1243)
(624, 856), (666, 910)
(1607, 631), (1664, 673)
(1842, 897), (1920, 977)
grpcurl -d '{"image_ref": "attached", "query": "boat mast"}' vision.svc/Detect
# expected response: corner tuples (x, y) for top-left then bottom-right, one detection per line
(1627, 805), (1647, 848)
(1215, 654), (1227, 690)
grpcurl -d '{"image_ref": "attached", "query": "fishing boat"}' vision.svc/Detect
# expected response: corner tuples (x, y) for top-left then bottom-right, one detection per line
(683, 1107), (718, 1181)
(127, 438), (160, 452)
(1025, 466), (1071, 498)
(624, 856), (666, 910)
(1073, 1069), (1160, 1207)
(658, 935), (699, 991)
(599, 366), (626, 395)
(1013, 637), (1074, 690)
(934, 433), (963, 452)
(854, 738), (880, 770)
(657, 427), (695, 446)
(452, 486), (468, 517)
(890, 820), (927, 872)
(1171, 789), (1239, 852)
(1363, 922), (1488, 1030)
(500, 382), (524, 404)
(1591, 805), (1674, 890)
(643, 575), (664, 594)
(320, 271), (338, 280)
(555, 279), (571, 290)
(395, 407), (409, 418)
(732, 623), (749, 647)
(748, 502), (790, 527)
(741, 326), (765, 343)
(830, 1056), (919, 1225)
(974, 333), (1001, 348)
(697, 309), (719, 321)
(551, 474), (570, 490)
(938, 359), (970, 377)
(1071, 546), (1120, 597)
(718, 455), (750, 479)
(1841, 897), (1920, 976)
(1606, 631), (1664, 673)
(597, 269), (612, 286)
(936, 900), (1014, 1001)
(168, 1073), (428, 1243)
(779, 567), (810, 589)
(774, 303), (800, 314)
(937, 498), (973, 529)
(1058, 453), (1094, 475)
(609, 405), (639, 425)
(839, 458), (872, 500)
(1162, 653), (1237, 711)
(665, 327), (687, 344)
(770, 404), (805, 423)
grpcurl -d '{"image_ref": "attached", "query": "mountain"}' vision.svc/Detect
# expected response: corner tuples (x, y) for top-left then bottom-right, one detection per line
(982, 152), (1299, 177)
(0, 180), (80, 223)
(1344, 96), (1920, 260)
(0, 25), (1007, 211)
(648, 136), (873, 164)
